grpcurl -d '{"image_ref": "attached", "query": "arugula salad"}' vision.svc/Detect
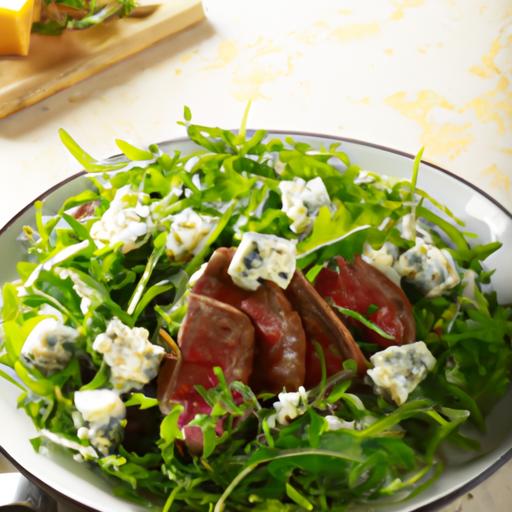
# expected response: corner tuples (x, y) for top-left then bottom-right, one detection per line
(1, 108), (511, 512)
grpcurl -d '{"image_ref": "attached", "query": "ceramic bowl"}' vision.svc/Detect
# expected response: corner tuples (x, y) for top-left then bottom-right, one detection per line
(1, 133), (511, 512)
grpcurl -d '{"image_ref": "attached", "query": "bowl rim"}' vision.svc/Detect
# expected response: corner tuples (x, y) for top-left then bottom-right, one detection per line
(1, 131), (511, 512)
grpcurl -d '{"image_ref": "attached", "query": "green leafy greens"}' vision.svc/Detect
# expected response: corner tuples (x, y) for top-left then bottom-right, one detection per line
(32, 0), (139, 36)
(0, 107), (511, 511)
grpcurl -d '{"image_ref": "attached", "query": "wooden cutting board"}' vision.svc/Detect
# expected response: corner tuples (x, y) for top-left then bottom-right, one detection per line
(0, 0), (204, 119)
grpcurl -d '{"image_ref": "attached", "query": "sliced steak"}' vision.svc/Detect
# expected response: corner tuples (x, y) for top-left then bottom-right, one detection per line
(285, 270), (368, 387)
(157, 293), (255, 422)
(315, 256), (416, 348)
(158, 357), (219, 454)
(240, 282), (306, 393)
(192, 247), (247, 305)
(178, 294), (255, 382)
(72, 201), (98, 220)
(193, 248), (306, 392)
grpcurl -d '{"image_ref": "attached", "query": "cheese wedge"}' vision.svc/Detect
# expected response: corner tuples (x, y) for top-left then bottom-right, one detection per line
(0, 0), (35, 56)
(32, 0), (40, 22)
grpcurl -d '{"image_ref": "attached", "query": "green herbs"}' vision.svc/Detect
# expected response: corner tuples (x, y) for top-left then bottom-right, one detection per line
(32, 0), (138, 36)
(0, 108), (511, 511)
(149, 370), (466, 511)
(331, 304), (395, 341)
(413, 290), (512, 429)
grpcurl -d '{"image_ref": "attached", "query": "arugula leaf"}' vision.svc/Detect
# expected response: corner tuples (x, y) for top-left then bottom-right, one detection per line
(32, 19), (68, 35)
(59, 129), (127, 173)
(331, 304), (395, 340)
(125, 393), (159, 410)
(115, 139), (154, 162)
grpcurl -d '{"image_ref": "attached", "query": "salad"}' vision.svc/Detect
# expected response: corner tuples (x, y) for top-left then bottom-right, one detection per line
(1, 108), (511, 512)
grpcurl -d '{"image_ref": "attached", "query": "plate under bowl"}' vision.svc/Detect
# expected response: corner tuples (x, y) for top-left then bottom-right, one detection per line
(1, 133), (511, 512)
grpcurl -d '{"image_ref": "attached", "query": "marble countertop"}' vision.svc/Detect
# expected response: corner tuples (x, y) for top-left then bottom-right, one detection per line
(0, 0), (510, 510)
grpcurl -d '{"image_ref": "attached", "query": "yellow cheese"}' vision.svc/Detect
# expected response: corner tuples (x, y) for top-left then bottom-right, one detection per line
(0, 0), (35, 56)
(32, 0), (40, 22)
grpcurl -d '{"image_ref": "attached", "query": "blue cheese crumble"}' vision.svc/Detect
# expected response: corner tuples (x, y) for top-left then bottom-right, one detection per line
(74, 389), (126, 456)
(367, 341), (436, 405)
(362, 220), (460, 297)
(92, 317), (165, 393)
(394, 239), (460, 298)
(90, 185), (152, 254)
(21, 318), (79, 374)
(267, 386), (309, 427)
(279, 177), (331, 233)
(362, 242), (401, 286)
(165, 207), (216, 261)
(227, 232), (296, 291)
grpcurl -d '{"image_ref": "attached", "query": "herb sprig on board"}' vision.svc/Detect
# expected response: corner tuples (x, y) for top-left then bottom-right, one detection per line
(32, 0), (139, 35)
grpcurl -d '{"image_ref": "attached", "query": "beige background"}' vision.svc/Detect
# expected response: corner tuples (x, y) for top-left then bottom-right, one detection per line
(0, 0), (511, 510)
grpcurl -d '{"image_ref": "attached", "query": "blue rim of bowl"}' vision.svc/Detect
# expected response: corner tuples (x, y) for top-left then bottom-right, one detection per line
(0, 132), (511, 512)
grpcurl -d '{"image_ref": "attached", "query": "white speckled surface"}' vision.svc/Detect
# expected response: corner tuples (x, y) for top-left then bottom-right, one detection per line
(0, 0), (510, 230)
(0, 0), (511, 510)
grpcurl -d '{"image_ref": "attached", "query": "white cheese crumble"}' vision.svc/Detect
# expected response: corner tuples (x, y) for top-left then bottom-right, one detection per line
(394, 239), (460, 297)
(39, 429), (98, 460)
(267, 386), (309, 428)
(363, 242), (398, 268)
(74, 389), (125, 423)
(165, 207), (216, 261)
(74, 389), (126, 455)
(37, 304), (63, 320)
(55, 267), (98, 314)
(362, 242), (401, 286)
(90, 185), (152, 254)
(279, 177), (331, 233)
(325, 415), (355, 431)
(461, 269), (478, 301)
(21, 318), (79, 374)
(93, 317), (165, 393)
(353, 170), (375, 185)
(324, 414), (388, 432)
(77, 426), (89, 440)
(227, 232), (296, 291)
(367, 341), (436, 406)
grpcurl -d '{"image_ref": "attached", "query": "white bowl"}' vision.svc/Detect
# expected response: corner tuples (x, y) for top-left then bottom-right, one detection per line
(1, 133), (511, 512)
